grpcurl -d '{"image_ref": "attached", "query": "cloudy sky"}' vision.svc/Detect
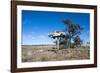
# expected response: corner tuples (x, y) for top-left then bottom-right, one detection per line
(22, 10), (90, 45)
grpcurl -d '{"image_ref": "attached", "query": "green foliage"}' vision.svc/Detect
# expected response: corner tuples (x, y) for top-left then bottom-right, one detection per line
(62, 19), (83, 48)
(73, 35), (83, 47)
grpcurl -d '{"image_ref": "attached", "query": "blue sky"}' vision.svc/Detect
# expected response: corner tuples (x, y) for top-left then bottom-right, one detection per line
(22, 10), (90, 45)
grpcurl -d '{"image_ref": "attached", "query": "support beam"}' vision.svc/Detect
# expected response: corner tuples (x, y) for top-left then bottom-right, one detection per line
(57, 37), (59, 49)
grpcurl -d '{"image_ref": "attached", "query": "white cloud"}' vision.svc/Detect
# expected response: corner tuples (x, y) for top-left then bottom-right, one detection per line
(31, 37), (36, 40)
(38, 35), (46, 38)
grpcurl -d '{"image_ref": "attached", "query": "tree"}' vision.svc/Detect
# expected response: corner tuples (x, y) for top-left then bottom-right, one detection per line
(73, 35), (83, 48)
(63, 19), (83, 48)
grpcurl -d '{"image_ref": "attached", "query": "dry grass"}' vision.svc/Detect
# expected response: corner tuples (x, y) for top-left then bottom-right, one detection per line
(22, 46), (90, 62)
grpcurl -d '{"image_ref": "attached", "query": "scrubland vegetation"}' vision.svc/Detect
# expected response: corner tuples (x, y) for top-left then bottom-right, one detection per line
(22, 46), (89, 62)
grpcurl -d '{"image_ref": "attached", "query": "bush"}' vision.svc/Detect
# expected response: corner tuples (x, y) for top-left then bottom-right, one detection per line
(41, 57), (48, 61)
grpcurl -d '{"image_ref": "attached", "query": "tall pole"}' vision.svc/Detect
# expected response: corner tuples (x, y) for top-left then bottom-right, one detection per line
(57, 37), (59, 49)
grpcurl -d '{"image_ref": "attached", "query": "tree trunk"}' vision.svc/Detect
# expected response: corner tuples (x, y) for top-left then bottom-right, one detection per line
(69, 33), (71, 48)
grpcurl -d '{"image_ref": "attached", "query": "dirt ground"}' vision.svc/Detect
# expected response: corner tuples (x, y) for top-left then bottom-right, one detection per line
(22, 45), (90, 62)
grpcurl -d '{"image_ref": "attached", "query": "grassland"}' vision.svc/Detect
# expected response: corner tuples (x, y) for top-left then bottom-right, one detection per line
(22, 45), (90, 62)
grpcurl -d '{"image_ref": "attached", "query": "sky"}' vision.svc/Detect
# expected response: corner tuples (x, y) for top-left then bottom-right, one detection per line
(22, 10), (90, 45)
